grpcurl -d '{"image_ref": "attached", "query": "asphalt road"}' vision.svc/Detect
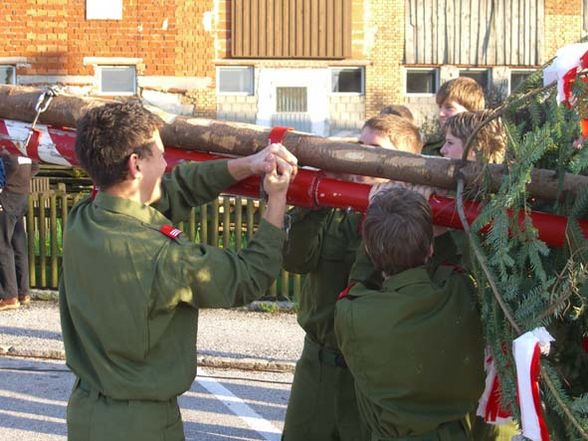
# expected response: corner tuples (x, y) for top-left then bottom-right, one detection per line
(0, 356), (293, 441)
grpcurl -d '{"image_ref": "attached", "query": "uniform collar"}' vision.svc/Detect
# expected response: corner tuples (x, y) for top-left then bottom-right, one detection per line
(93, 192), (169, 226)
(381, 266), (431, 292)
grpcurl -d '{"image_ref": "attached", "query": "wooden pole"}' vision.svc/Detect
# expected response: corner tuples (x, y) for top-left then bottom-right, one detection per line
(0, 84), (586, 200)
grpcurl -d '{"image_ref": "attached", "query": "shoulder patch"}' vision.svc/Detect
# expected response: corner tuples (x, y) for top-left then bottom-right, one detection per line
(337, 283), (356, 301)
(159, 224), (183, 240)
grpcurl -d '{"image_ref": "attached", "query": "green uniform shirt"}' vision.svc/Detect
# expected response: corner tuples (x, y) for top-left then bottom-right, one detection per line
(283, 207), (363, 349)
(60, 160), (286, 401)
(335, 252), (484, 439)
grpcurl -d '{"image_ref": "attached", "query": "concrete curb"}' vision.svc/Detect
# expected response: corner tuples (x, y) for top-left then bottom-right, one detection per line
(29, 290), (297, 313)
(0, 345), (296, 373)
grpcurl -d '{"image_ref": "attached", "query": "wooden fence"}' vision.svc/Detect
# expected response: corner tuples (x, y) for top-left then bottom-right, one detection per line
(25, 190), (303, 300)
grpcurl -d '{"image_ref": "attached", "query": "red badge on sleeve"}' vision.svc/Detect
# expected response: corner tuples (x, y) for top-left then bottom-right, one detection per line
(337, 283), (356, 300)
(159, 225), (183, 240)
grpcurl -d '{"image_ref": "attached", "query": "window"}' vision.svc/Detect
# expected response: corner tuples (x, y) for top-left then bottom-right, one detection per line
(510, 70), (535, 93)
(406, 69), (437, 94)
(331, 67), (364, 94)
(0, 65), (15, 84)
(218, 67), (254, 95)
(276, 87), (307, 112)
(459, 69), (489, 90)
(86, 0), (123, 20)
(97, 66), (136, 95)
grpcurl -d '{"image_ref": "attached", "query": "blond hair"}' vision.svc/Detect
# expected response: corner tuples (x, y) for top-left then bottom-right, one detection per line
(379, 105), (415, 123)
(362, 115), (423, 154)
(436, 77), (485, 111)
(444, 110), (506, 163)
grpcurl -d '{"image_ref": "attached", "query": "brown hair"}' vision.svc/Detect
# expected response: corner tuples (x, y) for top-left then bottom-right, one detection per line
(379, 104), (415, 123)
(436, 77), (485, 111)
(75, 101), (164, 188)
(363, 186), (433, 276)
(444, 110), (506, 163)
(362, 115), (423, 154)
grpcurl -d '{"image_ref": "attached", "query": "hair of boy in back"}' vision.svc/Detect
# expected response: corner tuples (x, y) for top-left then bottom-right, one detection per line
(436, 77), (486, 111)
(362, 115), (423, 154)
(363, 186), (433, 276)
(444, 110), (506, 163)
(379, 105), (415, 124)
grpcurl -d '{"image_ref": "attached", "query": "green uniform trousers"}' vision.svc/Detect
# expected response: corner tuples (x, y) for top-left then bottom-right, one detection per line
(67, 379), (185, 441)
(370, 420), (469, 441)
(282, 336), (368, 441)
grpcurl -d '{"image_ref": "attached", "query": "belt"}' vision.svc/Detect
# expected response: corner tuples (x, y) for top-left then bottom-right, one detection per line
(304, 336), (348, 369)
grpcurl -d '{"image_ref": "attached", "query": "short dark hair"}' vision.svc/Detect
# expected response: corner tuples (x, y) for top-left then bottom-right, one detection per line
(379, 104), (415, 123)
(75, 101), (164, 188)
(363, 186), (433, 276)
(362, 115), (423, 154)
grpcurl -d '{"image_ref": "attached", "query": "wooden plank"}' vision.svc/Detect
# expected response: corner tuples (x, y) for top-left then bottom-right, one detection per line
(343, 0), (352, 58)
(297, 0), (303, 57)
(416, 0), (424, 63)
(405, 0), (414, 64)
(585, 0), (588, 31)
(438, 0), (446, 64)
(446, 0), (454, 63)
(242, 0), (250, 57)
(266, 0), (274, 56)
(537, 0), (544, 64)
(334, 0), (342, 57)
(250, 0), (259, 57)
(310, 0), (318, 57)
(232, 0), (242, 57)
(258, 0), (266, 57)
(27, 197), (35, 288)
(304, 0), (311, 57)
(275, 0), (283, 58)
(486, 0), (495, 66)
(289, 0), (296, 57)
(326, 0), (334, 58)
(283, 0), (290, 57)
(495, 0), (504, 65)
(318, 0), (326, 57)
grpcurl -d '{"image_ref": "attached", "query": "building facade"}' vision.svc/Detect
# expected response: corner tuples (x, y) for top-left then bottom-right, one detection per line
(0, 0), (586, 136)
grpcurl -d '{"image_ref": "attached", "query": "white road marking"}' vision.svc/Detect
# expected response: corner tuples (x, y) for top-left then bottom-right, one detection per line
(196, 368), (281, 441)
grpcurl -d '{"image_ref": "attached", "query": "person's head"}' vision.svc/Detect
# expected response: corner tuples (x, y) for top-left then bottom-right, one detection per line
(379, 104), (415, 124)
(363, 186), (433, 276)
(75, 101), (166, 203)
(360, 115), (422, 154)
(436, 77), (485, 127)
(440, 110), (506, 163)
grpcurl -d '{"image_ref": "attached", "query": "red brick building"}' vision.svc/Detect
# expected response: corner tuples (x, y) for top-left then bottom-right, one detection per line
(0, 0), (586, 135)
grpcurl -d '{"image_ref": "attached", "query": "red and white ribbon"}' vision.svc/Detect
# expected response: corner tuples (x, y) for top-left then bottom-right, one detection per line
(543, 43), (588, 105)
(476, 347), (513, 424)
(512, 327), (554, 441)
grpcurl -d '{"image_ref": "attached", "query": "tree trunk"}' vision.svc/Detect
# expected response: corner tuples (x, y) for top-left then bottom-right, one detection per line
(0, 84), (584, 200)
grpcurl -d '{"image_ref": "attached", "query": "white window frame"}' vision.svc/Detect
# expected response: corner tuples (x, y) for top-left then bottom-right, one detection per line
(86, 0), (123, 20)
(96, 65), (137, 96)
(217, 66), (254, 96)
(0, 65), (16, 85)
(458, 68), (490, 90)
(404, 67), (439, 96)
(330, 67), (365, 95)
(508, 68), (536, 94)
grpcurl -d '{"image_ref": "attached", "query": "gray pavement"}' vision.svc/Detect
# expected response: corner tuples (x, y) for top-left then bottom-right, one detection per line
(0, 297), (304, 440)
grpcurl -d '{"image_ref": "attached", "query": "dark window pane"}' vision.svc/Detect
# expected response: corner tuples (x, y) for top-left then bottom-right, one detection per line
(406, 70), (436, 94)
(0, 66), (15, 84)
(510, 72), (533, 92)
(276, 87), (307, 112)
(459, 70), (488, 90)
(100, 67), (135, 93)
(218, 67), (253, 94)
(332, 68), (363, 93)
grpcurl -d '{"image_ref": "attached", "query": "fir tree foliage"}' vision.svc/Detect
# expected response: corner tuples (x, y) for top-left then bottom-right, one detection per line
(462, 62), (588, 439)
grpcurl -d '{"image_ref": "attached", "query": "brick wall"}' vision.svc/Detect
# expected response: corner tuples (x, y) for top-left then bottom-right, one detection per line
(364, 0), (404, 117)
(544, 0), (584, 60)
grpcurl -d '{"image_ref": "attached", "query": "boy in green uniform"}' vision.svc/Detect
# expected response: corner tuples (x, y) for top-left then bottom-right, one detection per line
(424, 77), (486, 156)
(60, 102), (297, 441)
(335, 186), (485, 441)
(282, 115), (422, 441)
